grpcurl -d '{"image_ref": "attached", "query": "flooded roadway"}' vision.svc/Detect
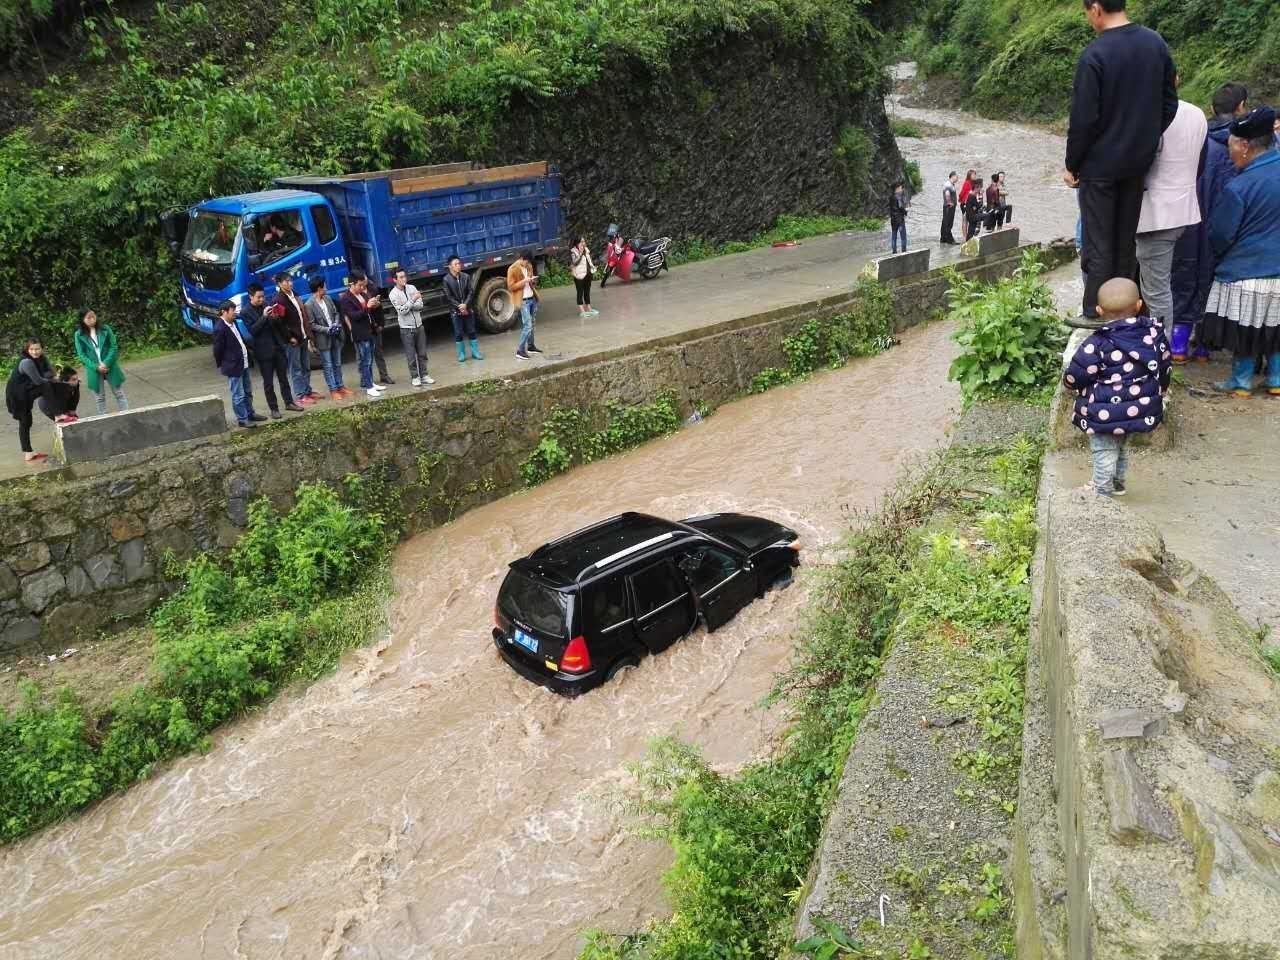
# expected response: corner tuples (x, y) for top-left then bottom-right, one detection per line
(0, 74), (1077, 960)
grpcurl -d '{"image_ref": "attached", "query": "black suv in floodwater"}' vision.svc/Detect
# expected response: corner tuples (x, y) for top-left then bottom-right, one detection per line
(493, 512), (800, 695)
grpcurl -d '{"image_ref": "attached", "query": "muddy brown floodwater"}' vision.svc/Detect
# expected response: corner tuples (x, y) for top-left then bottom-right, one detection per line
(0, 321), (959, 960)
(1, 77), (1079, 959)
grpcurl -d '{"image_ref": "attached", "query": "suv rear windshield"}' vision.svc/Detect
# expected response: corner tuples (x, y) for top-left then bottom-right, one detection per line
(500, 571), (571, 638)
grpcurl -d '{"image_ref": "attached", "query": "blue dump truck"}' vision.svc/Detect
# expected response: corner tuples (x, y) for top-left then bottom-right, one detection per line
(162, 161), (563, 335)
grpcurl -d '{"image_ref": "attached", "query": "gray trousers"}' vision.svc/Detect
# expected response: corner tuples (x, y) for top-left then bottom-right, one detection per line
(1135, 225), (1185, 323)
(401, 324), (428, 379)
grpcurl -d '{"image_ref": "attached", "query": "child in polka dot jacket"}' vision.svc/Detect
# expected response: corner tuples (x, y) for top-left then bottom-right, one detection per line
(1063, 277), (1172, 497)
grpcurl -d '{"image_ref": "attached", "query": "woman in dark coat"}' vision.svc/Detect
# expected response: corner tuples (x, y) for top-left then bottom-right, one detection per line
(4, 339), (54, 462)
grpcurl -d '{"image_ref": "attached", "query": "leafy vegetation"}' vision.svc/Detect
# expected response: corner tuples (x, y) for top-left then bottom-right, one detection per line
(519, 389), (683, 486)
(947, 249), (1067, 405)
(580, 435), (1045, 958)
(910, 0), (1280, 120)
(0, 480), (391, 843)
(749, 278), (898, 393)
(668, 214), (886, 270)
(0, 0), (892, 362)
(891, 119), (924, 139)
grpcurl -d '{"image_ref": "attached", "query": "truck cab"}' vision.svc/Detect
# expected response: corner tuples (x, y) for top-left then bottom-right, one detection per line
(174, 190), (348, 333)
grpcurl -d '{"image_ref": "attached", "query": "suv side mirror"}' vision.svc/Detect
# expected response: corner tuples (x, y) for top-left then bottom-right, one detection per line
(248, 252), (265, 271)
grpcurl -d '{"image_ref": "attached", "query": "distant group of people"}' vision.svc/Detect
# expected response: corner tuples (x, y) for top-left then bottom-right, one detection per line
(1064, 0), (1279, 397)
(943, 170), (1012, 244)
(890, 169), (1013, 253)
(6, 310), (129, 463)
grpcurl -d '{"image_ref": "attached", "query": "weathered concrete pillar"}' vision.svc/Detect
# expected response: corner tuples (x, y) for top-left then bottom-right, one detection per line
(52, 396), (227, 464)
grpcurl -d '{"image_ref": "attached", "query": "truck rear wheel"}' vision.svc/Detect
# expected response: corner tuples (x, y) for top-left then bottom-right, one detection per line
(476, 275), (518, 333)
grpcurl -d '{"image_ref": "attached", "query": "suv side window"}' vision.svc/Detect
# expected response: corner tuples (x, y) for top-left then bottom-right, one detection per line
(630, 560), (687, 619)
(679, 546), (741, 596)
(587, 579), (629, 631)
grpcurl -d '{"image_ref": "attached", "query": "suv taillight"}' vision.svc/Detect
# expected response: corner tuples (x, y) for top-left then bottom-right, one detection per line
(560, 635), (591, 673)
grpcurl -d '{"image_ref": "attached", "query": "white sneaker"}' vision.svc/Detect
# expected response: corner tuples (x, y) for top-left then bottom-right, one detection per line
(366, 386), (384, 397)
(422, 375), (436, 385)
(411, 377), (421, 387)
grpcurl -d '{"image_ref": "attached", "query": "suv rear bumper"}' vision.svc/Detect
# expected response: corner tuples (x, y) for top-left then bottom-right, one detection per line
(493, 630), (600, 696)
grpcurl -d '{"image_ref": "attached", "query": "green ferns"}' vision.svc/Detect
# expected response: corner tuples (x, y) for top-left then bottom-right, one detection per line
(0, 481), (390, 844)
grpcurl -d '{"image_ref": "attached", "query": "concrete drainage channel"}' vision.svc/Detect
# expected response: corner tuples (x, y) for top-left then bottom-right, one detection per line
(797, 373), (1280, 956)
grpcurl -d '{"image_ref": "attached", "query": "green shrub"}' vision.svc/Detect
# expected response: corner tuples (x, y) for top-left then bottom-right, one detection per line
(892, 119), (924, 138)
(904, 159), (923, 194)
(0, 480), (391, 844)
(834, 124), (875, 196)
(946, 249), (1067, 403)
(520, 390), (683, 487)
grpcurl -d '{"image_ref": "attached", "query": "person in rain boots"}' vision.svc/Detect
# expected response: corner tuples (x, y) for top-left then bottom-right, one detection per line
(443, 256), (484, 364)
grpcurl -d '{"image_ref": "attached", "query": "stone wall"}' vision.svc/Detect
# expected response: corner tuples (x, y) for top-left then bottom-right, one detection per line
(0, 242), (1074, 653)
(1013, 467), (1280, 958)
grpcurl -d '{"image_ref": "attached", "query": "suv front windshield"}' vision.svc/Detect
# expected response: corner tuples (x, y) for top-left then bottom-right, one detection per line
(182, 211), (241, 265)
(500, 572), (571, 638)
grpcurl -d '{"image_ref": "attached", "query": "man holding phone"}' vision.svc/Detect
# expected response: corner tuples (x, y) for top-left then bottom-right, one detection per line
(507, 250), (541, 360)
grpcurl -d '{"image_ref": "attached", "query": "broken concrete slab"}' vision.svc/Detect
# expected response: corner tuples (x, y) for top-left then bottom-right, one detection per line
(52, 396), (227, 464)
(1015, 478), (1280, 959)
(860, 247), (930, 281)
(1099, 708), (1169, 741)
(1102, 748), (1175, 843)
(960, 226), (1020, 258)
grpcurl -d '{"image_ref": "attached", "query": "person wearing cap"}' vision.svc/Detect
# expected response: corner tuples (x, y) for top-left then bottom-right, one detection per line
(1134, 82), (1207, 341)
(1169, 82), (1251, 362)
(1201, 106), (1280, 396)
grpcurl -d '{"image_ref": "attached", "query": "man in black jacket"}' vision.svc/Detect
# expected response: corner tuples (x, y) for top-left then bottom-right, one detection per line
(443, 255), (484, 363)
(243, 283), (302, 419)
(1063, 0), (1177, 321)
(941, 172), (959, 244)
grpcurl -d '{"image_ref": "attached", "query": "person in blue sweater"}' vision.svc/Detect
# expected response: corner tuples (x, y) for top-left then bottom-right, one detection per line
(1200, 106), (1280, 396)
(1169, 82), (1250, 362)
(1064, 277), (1172, 497)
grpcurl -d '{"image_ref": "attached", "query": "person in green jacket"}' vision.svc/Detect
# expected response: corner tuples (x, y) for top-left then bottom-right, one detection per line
(73, 309), (129, 414)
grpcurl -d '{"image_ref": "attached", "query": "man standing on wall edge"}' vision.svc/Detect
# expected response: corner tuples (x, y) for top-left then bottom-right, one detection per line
(1063, 0), (1177, 323)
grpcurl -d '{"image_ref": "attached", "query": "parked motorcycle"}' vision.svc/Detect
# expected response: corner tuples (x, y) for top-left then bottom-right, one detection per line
(602, 227), (671, 283)
(629, 236), (671, 280)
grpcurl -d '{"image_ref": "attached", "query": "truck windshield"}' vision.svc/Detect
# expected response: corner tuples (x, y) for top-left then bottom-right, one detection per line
(182, 212), (241, 265)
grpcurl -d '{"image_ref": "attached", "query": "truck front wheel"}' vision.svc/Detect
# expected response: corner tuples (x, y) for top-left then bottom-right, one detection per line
(476, 275), (519, 334)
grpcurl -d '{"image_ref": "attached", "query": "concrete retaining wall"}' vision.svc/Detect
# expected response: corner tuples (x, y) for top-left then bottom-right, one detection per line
(0, 242), (1073, 653)
(1013, 458), (1280, 958)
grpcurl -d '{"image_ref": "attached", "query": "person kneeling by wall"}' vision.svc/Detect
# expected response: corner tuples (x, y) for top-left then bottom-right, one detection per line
(1064, 277), (1172, 498)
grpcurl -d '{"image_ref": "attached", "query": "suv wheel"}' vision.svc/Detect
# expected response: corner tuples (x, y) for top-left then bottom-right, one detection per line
(606, 656), (640, 681)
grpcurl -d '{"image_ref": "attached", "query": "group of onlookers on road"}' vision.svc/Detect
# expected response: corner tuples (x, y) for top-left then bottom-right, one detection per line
(940, 171), (1012, 246)
(5, 311), (129, 463)
(1064, 0), (1279, 395)
(890, 169), (1013, 253)
(1061, 0), (1280, 501)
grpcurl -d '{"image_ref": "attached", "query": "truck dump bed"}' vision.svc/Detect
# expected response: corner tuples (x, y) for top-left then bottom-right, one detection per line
(275, 161), (562, 283)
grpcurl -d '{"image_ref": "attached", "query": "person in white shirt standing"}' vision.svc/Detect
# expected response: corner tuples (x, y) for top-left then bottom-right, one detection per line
(1135, 86), (1208, 329)
(389, 269), (435, 386)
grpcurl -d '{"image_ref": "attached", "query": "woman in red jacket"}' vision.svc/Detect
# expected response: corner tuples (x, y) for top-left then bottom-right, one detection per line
(958, 169), (977, 239)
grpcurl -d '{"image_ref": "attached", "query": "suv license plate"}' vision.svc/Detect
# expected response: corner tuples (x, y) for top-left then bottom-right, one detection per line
(513, 629), (537, 653)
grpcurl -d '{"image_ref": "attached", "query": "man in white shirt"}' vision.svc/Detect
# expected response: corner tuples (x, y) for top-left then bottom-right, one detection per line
(1135, 87), (1209, 329)
(388, 268), (435, 386)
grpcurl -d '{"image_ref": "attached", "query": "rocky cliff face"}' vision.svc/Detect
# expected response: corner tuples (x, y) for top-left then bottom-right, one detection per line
(496, 37), (899, 243)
